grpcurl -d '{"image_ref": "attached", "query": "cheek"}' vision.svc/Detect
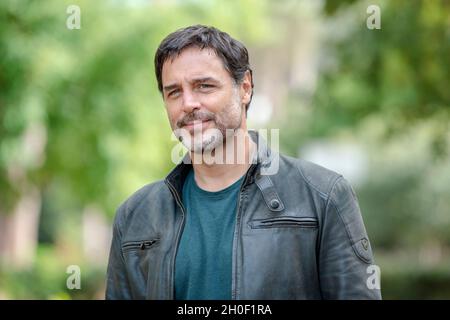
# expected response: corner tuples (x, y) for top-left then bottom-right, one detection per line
(207, 91), (231, 110)
(217, 95), (241, 122)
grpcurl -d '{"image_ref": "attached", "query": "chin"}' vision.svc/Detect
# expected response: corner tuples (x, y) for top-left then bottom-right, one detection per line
(176, 126), (225, 153)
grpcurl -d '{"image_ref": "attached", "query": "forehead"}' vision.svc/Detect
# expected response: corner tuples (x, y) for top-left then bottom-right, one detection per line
(161, 47), (231, 85)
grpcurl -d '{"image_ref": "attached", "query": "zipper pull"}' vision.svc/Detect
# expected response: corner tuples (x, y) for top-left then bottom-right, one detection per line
(140, 239), (157, 250)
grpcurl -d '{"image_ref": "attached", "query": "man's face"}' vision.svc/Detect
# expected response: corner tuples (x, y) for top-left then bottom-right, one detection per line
(161, 46), (251, 153)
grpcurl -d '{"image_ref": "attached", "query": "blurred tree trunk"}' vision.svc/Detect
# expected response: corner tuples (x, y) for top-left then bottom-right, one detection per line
(82, 204), (112, 267)
(0, 187), (41, 268)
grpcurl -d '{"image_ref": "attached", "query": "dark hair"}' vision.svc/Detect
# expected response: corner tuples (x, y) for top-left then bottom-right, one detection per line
(154, 25), (254, 111)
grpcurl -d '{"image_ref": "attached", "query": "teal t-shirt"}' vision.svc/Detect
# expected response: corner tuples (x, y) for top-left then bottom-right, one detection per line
(175, 168), (244, 300)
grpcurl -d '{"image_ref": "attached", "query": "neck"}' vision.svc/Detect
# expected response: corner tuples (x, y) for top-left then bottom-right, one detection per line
(190, 130), (256, 192)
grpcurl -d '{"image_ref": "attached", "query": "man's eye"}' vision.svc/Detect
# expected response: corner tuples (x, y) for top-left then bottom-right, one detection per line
(198, 84), (213, 89)
(168, 90), (180, 97)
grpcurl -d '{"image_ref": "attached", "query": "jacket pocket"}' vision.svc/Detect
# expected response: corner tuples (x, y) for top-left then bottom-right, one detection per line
(121, 239), (159, 253)
(248, 216), (318, 229)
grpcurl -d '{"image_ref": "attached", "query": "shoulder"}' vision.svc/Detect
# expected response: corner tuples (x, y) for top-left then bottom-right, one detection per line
(279, 154), (345, 198)
(113, 180), (168, 227)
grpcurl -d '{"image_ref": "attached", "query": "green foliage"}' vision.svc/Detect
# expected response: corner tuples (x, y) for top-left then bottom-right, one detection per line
(1, 0), (449, 299)
(280, 0), (449, 156)
(0, 0), (275, 217)
(381, 265), (450, 299)
(0, 245), (104, 299)
(276, 0), (450, 299)
(0, 0), (276, 299)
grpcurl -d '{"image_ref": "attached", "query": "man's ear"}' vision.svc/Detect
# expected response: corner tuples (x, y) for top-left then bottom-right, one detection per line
(240, 70), (252, 106)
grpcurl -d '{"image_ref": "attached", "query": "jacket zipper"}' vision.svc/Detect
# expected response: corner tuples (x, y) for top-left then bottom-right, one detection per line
(231, 166), (255, 300)
(122, 239), (159, 251)
(250, 217), (318, 228)
(167, 165), (255, 300)
(166, 182), (187, 300)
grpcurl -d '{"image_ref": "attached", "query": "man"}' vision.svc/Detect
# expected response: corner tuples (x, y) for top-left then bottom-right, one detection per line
(106, 25), (381, 300)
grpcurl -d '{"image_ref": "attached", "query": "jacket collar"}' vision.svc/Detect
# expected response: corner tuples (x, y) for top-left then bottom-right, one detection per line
(165, 130), (284, 212)
(164, 130), (272, 194)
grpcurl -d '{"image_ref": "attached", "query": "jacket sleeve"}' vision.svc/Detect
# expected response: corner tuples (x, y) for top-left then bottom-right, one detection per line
(105, 204), (132, 300)
(318, 177), (382, 299)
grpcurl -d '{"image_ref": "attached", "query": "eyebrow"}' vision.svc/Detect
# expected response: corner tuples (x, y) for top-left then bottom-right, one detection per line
(163, 84), (179, 92)
(163, 77), (220, 92)
(191, 77), (220, 85)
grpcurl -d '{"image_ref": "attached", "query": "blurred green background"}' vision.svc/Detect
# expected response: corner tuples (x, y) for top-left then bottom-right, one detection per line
(1, 0), (449, 299)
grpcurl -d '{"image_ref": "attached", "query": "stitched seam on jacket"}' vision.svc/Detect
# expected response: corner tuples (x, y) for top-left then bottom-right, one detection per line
(327, 177), (372, 264)
(326, 193), (372, 263)
(328, 192), (355, 247)
(295, 161), (342, 200)
(322, 176), (355, 248)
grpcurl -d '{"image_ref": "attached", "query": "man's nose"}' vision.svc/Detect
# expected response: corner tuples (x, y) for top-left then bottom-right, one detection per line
(181, 90), (201, 113)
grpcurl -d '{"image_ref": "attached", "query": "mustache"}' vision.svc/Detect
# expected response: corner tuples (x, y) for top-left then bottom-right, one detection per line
(176, 110), (216, 128)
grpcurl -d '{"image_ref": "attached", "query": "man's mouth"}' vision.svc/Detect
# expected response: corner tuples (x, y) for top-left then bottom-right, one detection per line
(183, 119), (212, 130)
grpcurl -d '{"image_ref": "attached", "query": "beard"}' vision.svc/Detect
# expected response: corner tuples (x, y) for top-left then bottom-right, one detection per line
(173, 93), (243, 154)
